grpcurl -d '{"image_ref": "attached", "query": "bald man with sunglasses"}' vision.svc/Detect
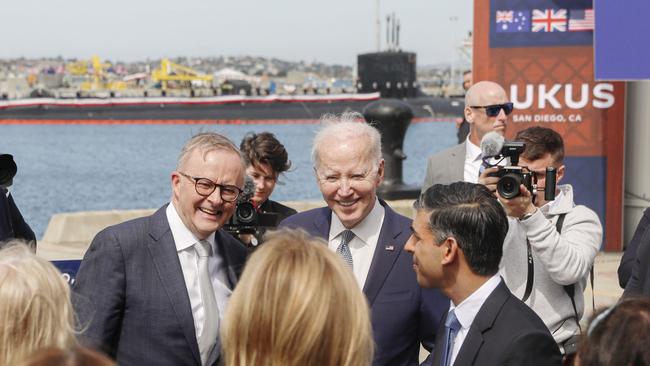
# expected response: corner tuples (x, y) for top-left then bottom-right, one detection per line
(422, 81), (513, 191)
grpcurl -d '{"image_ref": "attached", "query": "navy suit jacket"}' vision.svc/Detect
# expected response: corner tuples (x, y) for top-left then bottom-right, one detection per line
(0, 188), (36, 246)
(432, 281), (562, 366)
(280, 200), (448, 366)
(74, 205), (248, 366)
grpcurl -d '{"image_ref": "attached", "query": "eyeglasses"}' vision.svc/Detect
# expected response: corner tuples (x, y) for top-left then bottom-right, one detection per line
(178, 172), (242, 202)
(469, 102), (514, 117)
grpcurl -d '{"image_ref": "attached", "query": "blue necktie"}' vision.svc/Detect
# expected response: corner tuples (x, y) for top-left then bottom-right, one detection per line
(337, 230), (354, 269)
(441, 310), (461, 366)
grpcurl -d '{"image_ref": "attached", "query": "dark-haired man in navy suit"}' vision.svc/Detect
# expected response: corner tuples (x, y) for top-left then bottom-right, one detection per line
(406, 182), (561, 366)
(74, 133), (248, 366)
(280, 113), (448, 366)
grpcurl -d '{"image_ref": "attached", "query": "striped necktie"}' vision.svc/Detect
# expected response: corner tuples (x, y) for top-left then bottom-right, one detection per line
(337, 230), (354, 269)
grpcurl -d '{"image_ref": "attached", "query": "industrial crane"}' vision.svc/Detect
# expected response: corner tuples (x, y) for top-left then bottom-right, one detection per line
(66, 55), (126, 91)
(151, 58), (213, 91)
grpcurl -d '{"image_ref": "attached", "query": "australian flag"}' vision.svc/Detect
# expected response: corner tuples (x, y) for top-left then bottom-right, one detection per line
(490, 0), (593, 48)
(496, 10), (530, 32)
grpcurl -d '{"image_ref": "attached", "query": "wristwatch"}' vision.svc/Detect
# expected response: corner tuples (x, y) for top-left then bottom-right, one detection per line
(519, 209), (537, 221)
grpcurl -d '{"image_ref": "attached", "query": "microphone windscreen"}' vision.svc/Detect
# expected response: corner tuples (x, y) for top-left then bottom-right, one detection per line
(243, 176), (256, 197)
(480, 131), (505, 157)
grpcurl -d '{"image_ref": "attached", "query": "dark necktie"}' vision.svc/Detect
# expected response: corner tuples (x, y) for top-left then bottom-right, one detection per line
(478, 154), (490, 177)
(441, 309), (461, 366)
(337, 230), (354, 269)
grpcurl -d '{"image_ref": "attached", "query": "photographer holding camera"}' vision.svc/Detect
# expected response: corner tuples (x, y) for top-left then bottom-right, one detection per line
(479, 127), (602, 362)
(234, 132), (297, 246)
(0, 154), (36, 247)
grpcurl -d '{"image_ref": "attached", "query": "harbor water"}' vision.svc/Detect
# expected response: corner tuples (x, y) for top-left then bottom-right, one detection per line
(0, 121), (456, 238)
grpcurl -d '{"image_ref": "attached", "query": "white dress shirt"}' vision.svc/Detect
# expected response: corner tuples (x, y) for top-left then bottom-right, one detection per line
(328, 197), (385, 288)
(447, 275), (502, 365)
(463, 136), (483, 183)
(166, 203), (232, 346)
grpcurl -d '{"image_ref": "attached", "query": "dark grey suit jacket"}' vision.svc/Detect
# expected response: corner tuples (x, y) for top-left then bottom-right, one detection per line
(280, 200), (449, 366)
(432, 281), (562, 366)
(623, 208), (650, 297)
(422, 142), (466, 193)
(619, 207), (650, 288)
(74, 205), (248, 366)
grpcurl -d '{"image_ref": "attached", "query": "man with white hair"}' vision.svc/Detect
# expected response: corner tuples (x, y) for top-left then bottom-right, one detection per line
(280, 113), (448, 366)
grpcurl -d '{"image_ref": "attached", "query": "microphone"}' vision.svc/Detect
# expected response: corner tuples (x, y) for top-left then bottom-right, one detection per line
(242, 176), (256, 200)
(480, 131), (505, 158)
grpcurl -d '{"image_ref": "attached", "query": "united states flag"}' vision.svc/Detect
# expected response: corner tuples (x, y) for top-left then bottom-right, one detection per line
(568, 9), (594, 31)
(532, 9), (567, 32)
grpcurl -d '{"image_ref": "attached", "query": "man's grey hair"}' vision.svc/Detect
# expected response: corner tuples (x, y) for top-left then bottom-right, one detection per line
(176, 132), (246, 176)
(311, 112), (383, 172)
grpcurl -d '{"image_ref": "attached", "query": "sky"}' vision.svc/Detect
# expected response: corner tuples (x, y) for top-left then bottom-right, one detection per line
(0, 0), (472, 66)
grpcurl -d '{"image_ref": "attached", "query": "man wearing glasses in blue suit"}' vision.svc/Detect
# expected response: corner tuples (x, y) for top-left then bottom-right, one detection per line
(74, 132), (248, 366)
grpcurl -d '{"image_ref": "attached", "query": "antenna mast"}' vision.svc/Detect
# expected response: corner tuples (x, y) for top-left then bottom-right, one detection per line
(375, 0), (381, 51)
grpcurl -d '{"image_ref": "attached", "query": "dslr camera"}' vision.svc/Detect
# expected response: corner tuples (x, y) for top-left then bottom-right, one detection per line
(485, 140), (557, 202)
(223, 178), (279, 244)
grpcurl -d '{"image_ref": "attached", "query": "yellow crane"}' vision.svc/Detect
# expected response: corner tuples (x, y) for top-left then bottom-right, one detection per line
(66, 55), (126, 91)
(151, 58), (213, 91)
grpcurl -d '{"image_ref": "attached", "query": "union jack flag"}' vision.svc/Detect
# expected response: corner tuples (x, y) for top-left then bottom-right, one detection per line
(496, 10), (514, 23)
(532, 9), (567, 32)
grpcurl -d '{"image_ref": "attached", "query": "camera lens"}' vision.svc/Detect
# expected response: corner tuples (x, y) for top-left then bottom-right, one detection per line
(497, 173), (523, 199)
(236, 202), (256, 224)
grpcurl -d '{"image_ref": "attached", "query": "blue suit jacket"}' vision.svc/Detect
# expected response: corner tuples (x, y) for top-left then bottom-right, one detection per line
(73, 205), (248, 366)
(280, 200), (448, 366)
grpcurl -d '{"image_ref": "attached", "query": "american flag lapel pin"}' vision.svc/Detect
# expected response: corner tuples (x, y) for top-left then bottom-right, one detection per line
(385, 245), (395, 251)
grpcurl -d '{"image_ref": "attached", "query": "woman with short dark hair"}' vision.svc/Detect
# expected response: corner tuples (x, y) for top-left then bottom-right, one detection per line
(238, 132), (297, 246)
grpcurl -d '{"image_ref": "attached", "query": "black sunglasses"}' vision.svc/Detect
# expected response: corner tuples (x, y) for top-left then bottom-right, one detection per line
(469, 102), (514, 117)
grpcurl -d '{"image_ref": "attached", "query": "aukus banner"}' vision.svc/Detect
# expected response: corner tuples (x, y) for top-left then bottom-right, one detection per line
(474, 0), (625, 251)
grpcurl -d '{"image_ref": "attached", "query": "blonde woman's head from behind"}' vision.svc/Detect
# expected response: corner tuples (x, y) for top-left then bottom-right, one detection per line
(222, 229), (374, 366)
(0, 242), (77, 365)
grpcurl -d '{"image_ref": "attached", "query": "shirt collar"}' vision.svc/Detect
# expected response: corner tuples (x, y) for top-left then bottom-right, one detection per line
(465, 135), (483, 162)
(329, 197), (385, 245)
(449, 275), (502, 330)
(166, 202), (216, 252)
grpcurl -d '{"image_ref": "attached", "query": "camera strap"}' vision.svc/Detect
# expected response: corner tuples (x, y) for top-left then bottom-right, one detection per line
(556, 214), (595, 334)
(521, 213), (594, 333)
(521, 239), (534, 302)
(521, 213), (567, 303)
